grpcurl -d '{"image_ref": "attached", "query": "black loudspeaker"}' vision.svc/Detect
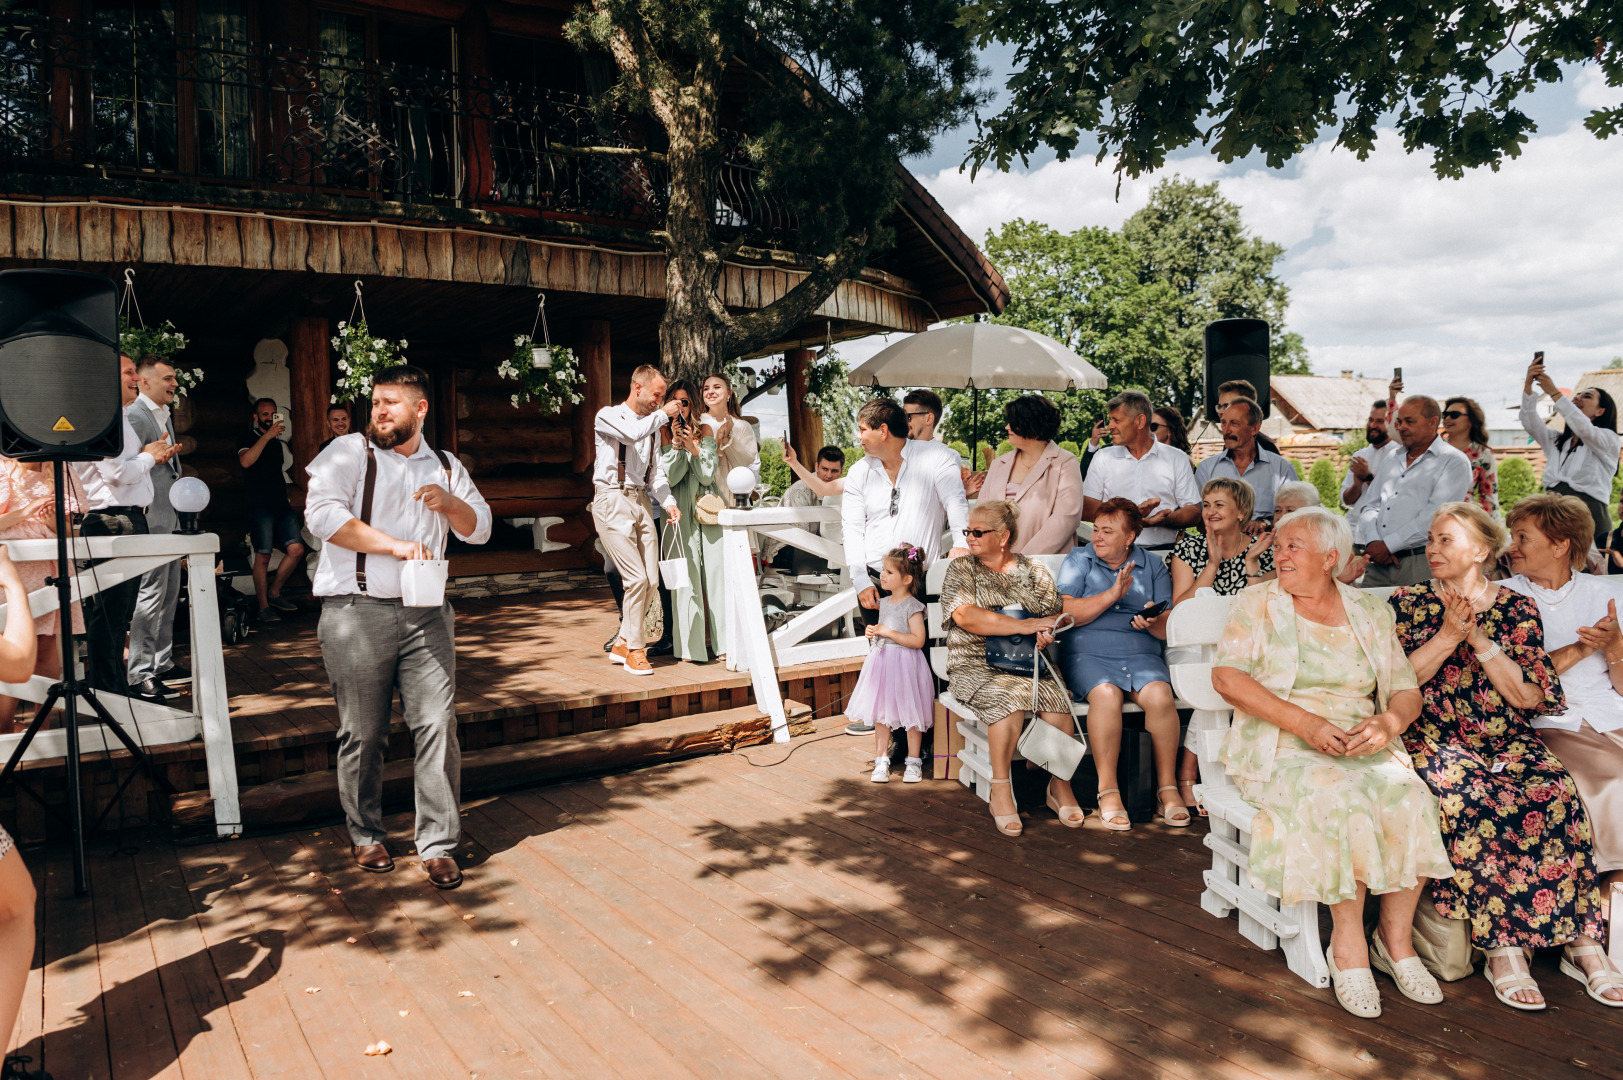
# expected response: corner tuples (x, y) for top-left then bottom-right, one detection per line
(0, 269), (122, 461)
(1203, 318), (1271, 422)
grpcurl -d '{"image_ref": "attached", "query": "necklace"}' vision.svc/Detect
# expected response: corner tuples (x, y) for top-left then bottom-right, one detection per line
(1465, 577), (1491, 607)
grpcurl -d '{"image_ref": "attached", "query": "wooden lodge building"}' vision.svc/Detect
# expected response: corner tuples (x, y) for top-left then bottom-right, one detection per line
(0, 0), (1008, 579)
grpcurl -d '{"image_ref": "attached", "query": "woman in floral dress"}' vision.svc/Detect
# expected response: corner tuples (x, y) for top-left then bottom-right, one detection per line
(1389, 502), (1617, 1011)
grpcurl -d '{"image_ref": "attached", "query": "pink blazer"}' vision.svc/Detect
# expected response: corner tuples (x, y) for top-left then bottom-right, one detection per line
(981, 442), (1084, 555)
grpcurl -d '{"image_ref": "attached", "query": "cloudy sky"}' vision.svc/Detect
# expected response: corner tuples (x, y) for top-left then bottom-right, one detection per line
(751, 54), (1623, 437)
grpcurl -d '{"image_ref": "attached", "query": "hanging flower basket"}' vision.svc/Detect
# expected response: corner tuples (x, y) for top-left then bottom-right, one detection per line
(119, 318), (188, 363)
(498, 335), (585, 413)
(331, 319), (408, 404)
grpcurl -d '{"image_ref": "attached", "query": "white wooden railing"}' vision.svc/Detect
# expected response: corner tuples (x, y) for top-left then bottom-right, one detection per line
(0, 533), (238, 836)
(719, 505), (862, 743)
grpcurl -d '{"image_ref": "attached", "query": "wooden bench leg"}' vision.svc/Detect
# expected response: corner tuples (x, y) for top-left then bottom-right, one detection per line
(1280, 900), (1329, 989)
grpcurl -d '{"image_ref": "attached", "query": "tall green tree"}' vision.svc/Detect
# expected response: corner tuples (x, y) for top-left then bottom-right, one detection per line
(567, 1), (984, 386)
(960, 0), (1623, 179)
(1123, 177), (1310, 418)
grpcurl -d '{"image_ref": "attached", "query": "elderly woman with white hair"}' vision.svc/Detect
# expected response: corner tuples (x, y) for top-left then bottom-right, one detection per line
(1211, 507), (1453, 1018)
(1273, 480), (1321, 518)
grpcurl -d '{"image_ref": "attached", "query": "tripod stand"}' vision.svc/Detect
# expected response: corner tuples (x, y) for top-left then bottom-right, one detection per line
(0, 460), (174, 896)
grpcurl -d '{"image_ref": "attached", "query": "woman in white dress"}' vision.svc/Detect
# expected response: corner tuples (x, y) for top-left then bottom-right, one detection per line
(700, 373), (759, 487)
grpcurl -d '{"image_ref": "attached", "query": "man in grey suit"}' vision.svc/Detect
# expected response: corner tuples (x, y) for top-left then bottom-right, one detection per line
(126, 355), (185, 700)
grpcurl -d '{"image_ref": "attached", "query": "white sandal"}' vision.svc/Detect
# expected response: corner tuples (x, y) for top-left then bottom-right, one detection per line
(987, 778), (1022, 837)
(1326, 945), (1382, 1018)
(1561, 944), (1623, 1008)
(1093, 787), (1131, 831)
(1045, 779), (1085, 828)
(1483, 947), (1545, 1011)
(1156, 785), (1191, 827)
(1370, 929), (1442, 1004)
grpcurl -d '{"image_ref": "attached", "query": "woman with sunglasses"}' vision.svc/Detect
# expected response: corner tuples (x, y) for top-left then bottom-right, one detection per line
(939, 501), (1077, 836)
(1439, 397), (1501, 520)
(1520, 358), (1620, 550)
(1151, 407), (1193, 457)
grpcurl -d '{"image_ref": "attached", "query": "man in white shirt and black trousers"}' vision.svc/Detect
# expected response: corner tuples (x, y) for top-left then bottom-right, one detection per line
(592, 364), (682, 677)
(305, 365), (492, 890)
(841, 398), (970, 734)
(73, 353), (178, 695)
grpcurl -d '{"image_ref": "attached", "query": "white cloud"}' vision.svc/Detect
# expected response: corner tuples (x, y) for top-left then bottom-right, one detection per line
(915, 118), (1623, 409)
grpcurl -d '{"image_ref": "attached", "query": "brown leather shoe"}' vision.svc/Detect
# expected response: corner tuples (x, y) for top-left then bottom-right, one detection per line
(352, 843), (394, 873)
(623, 647), (653, 676)
(609, 638), (628, 665)
(423, 856), (463, 890)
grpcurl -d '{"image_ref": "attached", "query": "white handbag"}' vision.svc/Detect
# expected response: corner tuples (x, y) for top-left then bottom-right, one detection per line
(1013, 615), (1085, 778)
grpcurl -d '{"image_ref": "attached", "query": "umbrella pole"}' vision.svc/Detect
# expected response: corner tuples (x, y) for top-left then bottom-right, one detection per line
(970, 387), (979, 472)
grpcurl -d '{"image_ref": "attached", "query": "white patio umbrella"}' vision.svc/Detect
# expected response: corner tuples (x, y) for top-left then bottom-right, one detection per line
(847, 322), (1108, 466)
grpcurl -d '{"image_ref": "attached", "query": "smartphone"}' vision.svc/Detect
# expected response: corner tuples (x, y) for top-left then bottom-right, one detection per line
(1534, 351), (1545, 363)
(1139, 600), (1170, 619)
(271, 411), (286, 427)
(1393, 366), (1401, 381)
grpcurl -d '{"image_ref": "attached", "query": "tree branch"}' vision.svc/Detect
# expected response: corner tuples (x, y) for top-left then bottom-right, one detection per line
(721, 233), (871, 357)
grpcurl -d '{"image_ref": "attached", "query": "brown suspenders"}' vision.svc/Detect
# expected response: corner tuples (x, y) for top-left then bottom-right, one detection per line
(354, 442), (455, 595)
(614, 431), (657, 487)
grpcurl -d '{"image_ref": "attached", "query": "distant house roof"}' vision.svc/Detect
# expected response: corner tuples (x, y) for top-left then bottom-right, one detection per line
(1270, 375), (1392, 432)
(1575, 369), (1623, 402)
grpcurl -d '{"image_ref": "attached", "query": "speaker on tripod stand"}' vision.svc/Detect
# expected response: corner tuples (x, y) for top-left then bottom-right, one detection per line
(0, 269), (174, 897)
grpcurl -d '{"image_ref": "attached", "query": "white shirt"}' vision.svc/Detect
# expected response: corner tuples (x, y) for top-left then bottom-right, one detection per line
(1081, 438), (1198, 547)
(304, 433), (493, 598)
(1342, 442), (1392, 545)
(73, 413), (155, 511)
(1354, 437), (1471, 552)
(136, 391), (171, 431)
(842, 440), (970, 583)
(1501, 573), (1623, 733)
(593, 404), (675, 509)
(1520, 392), (1621, 506)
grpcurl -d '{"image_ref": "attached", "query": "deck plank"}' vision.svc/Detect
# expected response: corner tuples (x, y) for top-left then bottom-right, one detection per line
(14, 724), (1620, 1080)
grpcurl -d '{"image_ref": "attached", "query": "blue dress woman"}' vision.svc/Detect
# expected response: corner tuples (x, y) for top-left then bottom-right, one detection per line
(1057, 497), (1183, 829)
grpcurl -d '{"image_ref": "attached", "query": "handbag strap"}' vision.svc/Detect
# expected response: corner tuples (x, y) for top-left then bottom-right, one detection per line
(1029, 615), (1078, 733)
(661, 517), (686, 560)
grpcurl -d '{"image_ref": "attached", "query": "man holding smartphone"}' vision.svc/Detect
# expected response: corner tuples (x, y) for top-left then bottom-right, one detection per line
(239, 397), (308, 624)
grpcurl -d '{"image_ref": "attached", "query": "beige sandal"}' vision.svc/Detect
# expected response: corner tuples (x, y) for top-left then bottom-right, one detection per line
(987, 778), (1022, 837)
(1370, 929), (1442, 1004)
(1045, 780), (1085, 828)
(1561, 944), (1623, 1008)
(1483, 947), (1545, 1011)
(1156, 785), (1191, 827)
(1327, 945), (1382, 1018)
(1095, 788), (1131, 831)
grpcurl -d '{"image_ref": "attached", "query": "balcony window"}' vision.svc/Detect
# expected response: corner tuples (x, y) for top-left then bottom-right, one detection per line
(194, 0), (252, 178)
(92, 0), (179, 171)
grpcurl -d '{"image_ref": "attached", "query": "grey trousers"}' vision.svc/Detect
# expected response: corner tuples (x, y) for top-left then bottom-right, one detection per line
(1360, 551), (1432, 588)
(318, 595), (461, 858)
(127, 534), (181, 684)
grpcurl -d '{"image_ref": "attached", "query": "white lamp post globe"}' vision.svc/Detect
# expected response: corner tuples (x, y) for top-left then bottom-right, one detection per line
(171, 477), (210, 534)
(170, 477), (210, 514)
(726, 466), (756, 508)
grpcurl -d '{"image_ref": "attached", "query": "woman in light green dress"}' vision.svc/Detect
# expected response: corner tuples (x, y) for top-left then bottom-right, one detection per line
(660, 381), (726, 662)
(1211, 507), (1454, 1017)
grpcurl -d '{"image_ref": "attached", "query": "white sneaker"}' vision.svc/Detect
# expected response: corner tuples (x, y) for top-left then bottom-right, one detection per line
(902, 758), (923, 783)
(869, 756), (890, 783)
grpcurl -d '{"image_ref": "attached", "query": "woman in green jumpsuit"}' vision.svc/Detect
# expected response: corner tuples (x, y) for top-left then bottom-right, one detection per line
(660, 380), (727, 661)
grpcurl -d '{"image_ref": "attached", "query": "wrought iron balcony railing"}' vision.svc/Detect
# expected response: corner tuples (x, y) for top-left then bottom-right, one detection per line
(0, 17), (798, 248)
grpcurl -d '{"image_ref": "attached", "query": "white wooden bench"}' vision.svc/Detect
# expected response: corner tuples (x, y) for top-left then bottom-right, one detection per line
(1168, 585), (1396, 989)
(925, 551), (1189, 804)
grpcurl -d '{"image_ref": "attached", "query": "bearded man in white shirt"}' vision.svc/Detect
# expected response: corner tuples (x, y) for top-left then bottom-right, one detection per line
(592, 364), (683, 675)
(74, 354), (178, 694)
(305, 364), (492, 890)
(840, 398), (969, 734)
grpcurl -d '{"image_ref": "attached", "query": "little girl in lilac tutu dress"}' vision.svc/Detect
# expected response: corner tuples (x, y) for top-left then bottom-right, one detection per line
(847, 545), (936, 784)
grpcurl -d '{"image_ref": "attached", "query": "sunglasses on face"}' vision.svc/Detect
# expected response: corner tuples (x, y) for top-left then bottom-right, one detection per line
(961, 527), (1000, 539)
(1441, 410), (1467, 421)
(1149, 421), (1167, 431)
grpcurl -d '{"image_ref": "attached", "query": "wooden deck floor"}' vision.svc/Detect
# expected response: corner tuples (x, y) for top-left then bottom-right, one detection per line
(12, 717), (1620, 1080)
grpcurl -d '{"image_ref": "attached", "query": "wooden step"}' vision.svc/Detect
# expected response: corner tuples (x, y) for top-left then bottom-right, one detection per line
(171, 700), (815, 829)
